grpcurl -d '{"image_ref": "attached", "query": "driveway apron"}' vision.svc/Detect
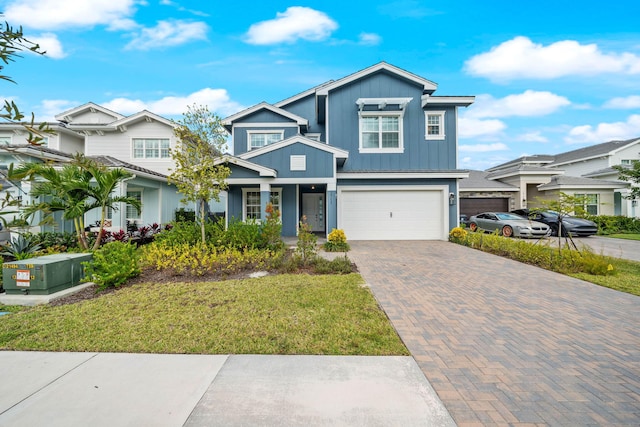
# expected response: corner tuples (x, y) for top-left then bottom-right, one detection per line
(348, 241), (640, 426)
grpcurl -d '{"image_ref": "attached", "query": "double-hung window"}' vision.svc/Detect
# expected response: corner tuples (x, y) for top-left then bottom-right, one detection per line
(575, 193), (598, 215)
(242, 188), (282, 221)
(425, 111), (445, 140)
(132, 138), (170, 159)
(247, 131), (284, 151)
(359, 113), (403, 153)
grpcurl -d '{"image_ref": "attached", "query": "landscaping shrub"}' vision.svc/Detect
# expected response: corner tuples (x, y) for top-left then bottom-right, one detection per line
(260, 203), (285, 251)
(24, 231), (78, 251)
(323, 228), (350, 252)
(453, 230), (616, 276)
(587, 215), (640, 235)
(0, 234), (42, 260)
(139, 242), (279, 277)
(221, 219), (263, 250)
(448, 227), (468, 245)
(152, 219), (225, 247)
(312, 256), (354, 274)
(83, 241), (140, 290)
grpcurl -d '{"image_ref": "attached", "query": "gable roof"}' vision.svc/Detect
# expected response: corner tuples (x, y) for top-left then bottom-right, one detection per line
(222, 102), (309, 131)
(110, 110), (176, 130)
(486, 164), (564, 180)
(486, 155), (555, 172)
(274, 81), (334, 108)
(459, 170), (518, 191)
(238, 135), (349, 161)
(548, 138), (640, 167)
(316, 62), (438, 96)
(215, 155), (277, 177)
(55, 102), (125, 123)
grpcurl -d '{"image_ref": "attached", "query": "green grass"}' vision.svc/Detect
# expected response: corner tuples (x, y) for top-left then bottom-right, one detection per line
(570, 258), (640, 296)
(0, 274), (409, 355)
(605, 233), (640, 241)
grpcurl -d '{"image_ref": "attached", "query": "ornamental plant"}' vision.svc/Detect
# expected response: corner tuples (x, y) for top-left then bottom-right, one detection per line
(448, 227), (468, 244)
(82, 241), (140, 289)
(323, 228), (350, 252)
(295, 216), (317, 266)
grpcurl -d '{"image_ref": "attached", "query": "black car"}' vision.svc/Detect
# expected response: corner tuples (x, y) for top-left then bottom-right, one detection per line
(459, 214), (470, 227)
(510, 209), (598, 237)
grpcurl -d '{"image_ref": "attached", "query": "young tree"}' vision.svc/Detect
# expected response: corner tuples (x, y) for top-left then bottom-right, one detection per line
(531, 192), (590, 250)
(169, 104), (230, 244)
(613, 160), (640, 200)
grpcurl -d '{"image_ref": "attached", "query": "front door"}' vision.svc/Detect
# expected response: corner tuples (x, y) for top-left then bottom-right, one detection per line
(302, 193), (325, 232)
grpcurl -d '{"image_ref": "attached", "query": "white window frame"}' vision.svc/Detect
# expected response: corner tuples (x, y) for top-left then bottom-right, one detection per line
(242, 188), (282, 221)
(132, 138), (171, 159)
(246, 130), (284, 151)
(290, 155), (306, 171)
(358, 111), (404, 154)
(0, 136), (11, 145)
(425, 111), (446, 140)
(126, 188), (143, 223)
(575, 193), (599, 215)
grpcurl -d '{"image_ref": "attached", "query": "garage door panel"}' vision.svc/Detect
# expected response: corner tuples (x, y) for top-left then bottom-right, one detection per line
(340, 189), (444, 240)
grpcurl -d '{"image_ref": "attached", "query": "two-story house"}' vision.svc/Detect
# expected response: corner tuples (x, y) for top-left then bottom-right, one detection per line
(0, 103), (190, 233)
(459, 138), (638, 218)
(220, 62), (474, 240)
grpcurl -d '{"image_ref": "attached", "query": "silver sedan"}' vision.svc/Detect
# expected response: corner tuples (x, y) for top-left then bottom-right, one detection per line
(469, 212), (550, 238)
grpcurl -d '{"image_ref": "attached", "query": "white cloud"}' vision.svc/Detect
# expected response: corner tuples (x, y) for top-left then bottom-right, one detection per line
(4, 0), (137, 30)
(245, 7), (338, 45)
(465, 36), (640, 81)
(125, 20), (208, 50)
(30, 33), (66, 59)
(516, 132), (549, 143)
(37, 99), (79, 121)
(466, 90), (570, 118)
(604, 96), (640, 109)
(564, 115), (640, 144)
(459, 117), (506, 138)
(459, 143), (509, 153)
(358, 33), (381, 46)
(102, 88), (245, 118)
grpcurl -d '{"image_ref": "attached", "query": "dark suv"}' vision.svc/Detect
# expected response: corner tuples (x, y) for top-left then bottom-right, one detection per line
(510, 209), (598, 237)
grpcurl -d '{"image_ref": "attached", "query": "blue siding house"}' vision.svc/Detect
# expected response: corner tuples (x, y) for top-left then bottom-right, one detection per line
(221, 62), (474, 240)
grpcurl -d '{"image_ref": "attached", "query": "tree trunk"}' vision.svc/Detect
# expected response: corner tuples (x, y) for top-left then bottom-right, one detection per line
(200, 198), (206, 244)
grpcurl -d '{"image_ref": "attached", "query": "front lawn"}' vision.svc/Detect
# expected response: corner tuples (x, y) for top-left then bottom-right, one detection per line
(605, 233), (640, 241)
(0, 274), (409, 355)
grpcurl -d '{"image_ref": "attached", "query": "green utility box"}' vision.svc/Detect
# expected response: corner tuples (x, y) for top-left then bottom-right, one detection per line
(2, 253), (93, 295)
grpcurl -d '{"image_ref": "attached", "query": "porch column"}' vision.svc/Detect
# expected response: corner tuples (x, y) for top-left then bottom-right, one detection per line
(327, 181), (337, 234)
(260, 182), (271, 221)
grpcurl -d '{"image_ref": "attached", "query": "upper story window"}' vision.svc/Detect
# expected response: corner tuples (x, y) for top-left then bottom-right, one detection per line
(356, 97), (411, 154)
(132, 138), (170, 159)
(359, 113), (403, 153)
(0, 136), (11, 145)
(621, 159), (635, 165)
(425, 111), (445, 140)
(247, 130), (284, 151)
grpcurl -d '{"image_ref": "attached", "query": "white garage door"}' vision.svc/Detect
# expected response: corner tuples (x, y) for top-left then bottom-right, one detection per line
(339, 187), (447, 240)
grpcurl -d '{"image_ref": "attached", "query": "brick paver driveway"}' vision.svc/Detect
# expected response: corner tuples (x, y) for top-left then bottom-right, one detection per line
(349, 241), (640, 426)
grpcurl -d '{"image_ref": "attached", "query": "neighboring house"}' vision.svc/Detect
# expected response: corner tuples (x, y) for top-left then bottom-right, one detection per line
(458, 170), (519, 216)
(0, 145), (182, 233)
(0, 102), (221, 233)
(464, 137), (638, 218)
(220, 62), (474, 240)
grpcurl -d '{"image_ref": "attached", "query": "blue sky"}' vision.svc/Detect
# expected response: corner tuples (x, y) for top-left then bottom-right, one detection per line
(2, 0), (640, 170)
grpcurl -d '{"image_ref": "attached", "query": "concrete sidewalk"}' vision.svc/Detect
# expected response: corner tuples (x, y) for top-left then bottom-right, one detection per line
(0, 352), (455, 426)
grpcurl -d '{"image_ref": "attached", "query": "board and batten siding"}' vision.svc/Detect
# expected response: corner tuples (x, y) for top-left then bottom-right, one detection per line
(248, 143), (334, 179)
(279, 95), (326, 142)
(327, 72), (457, 172)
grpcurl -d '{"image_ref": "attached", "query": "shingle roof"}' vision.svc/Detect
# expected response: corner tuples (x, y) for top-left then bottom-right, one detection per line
(89, 155), (168, 179)
(486, 155), (555, 172)
(459, 170), (518, 190)
(549, 138), (640, 166)
(537, 175), (628, 190)
(486, 164), (562, 179)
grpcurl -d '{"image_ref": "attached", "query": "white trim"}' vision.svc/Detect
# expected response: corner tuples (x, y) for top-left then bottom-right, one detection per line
(55, 102), (125, 122)
(425, 111), (446, 140)
(232, 122), (300, 128)
(358, 111), (405, 154)
(126, 187), (143, 223)
(246, 129), (284, 151)
(217, 155), (277, 177)
(356, 97), (412, 111)
(131, 137), (172, 161)
(337, 172), (469, 179)
(239, 135), (348, 160)
(304, 133), (321, 141)
(222, 102), (308, 126)
(241, 187), (282, 221)
(460, 187), (519, 192)
(421, 95), (475, 107)
(227, 177), (337, 185)
(317, 62), (437, 95)
(112, 110), (176, 129)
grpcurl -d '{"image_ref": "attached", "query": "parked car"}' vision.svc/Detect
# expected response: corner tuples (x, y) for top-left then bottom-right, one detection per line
(510, 209), (598, 237)
(469, 212), (550, 238)
(459, 214), (470, 227)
